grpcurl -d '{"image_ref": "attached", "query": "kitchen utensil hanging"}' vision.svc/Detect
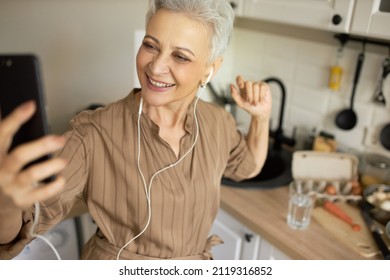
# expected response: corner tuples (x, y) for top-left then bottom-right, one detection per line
(372, 57), (390, 106)
(329, 44), (344, 91)
(335, 45), (365, 131)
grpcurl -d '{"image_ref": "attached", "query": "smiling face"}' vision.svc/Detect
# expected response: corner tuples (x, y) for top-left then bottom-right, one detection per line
(136, 8), (215, 108)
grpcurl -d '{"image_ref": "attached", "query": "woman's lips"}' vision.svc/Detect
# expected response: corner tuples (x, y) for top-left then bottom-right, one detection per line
(147, 75), (175, 91)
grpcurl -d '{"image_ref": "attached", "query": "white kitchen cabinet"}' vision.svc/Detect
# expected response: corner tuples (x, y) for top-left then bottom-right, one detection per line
(241, 0), (355, 33)
(210, 208), (260, 259)
(210, 209), (291, 260)
(258, 238), (291, 260)
(350, 0), (390, 40)
(210, 211), (242, 260)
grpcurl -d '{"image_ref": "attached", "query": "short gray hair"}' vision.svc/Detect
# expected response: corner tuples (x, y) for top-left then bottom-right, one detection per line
(146, 0), (234, 63)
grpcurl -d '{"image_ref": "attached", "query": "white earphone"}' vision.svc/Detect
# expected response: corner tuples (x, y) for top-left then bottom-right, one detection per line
(201, 68), (214, 87)
(205, 68), (213, 84)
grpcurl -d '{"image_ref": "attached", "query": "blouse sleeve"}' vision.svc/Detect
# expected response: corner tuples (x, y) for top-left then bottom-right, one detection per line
(222, 113), (257, 182)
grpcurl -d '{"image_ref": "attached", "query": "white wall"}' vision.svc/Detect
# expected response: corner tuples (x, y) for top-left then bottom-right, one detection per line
(0, 0), (148, 133)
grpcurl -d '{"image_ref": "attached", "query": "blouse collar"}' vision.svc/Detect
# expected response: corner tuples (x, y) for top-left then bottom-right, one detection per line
(126, 89), (197, 135)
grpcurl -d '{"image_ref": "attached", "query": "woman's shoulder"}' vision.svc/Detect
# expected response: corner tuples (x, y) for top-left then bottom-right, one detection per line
(69, 91), (137, 132)
(72, 98), (122, 124)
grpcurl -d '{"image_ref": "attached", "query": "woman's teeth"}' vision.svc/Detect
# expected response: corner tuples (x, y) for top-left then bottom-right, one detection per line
(149, 77), (175, 88)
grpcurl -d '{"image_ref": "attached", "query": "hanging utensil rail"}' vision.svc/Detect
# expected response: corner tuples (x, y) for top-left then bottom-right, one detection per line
(334, 33), (390, 49)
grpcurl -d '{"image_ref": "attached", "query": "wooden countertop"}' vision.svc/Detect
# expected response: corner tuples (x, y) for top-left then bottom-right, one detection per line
(220, 185), (381, 260)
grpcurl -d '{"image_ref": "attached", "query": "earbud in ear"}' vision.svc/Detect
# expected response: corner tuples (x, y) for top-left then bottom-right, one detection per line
(205, 68), (214, 84)
(138, 97), (143, 115)
(200, 68), (214, 88)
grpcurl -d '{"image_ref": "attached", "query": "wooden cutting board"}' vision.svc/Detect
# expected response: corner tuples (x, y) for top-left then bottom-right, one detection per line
(312, 202), (390, 258)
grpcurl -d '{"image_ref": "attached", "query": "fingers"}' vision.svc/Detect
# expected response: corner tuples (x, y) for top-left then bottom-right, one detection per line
(28, 177), (66, 205)
(7, 176), (66, 209)
(259, 82), (272, 104)
(1, 158), (67, 209)
(0, 101), (36, 156)
(230, 84), (244, 107)
(236, 75), (245, 90)
(0, 101), (68, 210)
(0, 135), (66, 174)
(17, 157), (67, 187)
(232, 76), (269, 106)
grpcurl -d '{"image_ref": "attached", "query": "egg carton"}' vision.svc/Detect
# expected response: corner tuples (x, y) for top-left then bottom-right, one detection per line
(290, 179), (362, 202)
(291, 151), (362, 202)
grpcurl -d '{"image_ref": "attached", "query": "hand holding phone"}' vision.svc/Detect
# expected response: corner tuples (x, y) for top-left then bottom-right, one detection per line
(0, 55), (67, 209)
(0, 102), (67, 246)
(0, 101), (67, 208)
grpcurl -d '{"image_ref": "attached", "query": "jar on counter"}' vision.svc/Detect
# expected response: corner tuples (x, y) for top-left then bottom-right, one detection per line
(360, 153), (390, 188)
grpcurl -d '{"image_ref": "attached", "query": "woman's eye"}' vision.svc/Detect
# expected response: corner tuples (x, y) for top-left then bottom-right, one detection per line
(174, 54), (190, 62)
(142, 42), (157, 51)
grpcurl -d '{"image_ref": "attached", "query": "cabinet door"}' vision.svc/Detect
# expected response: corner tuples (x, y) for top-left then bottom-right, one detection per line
(210, 209), (260, 260)
(210, 215), (243, 260)
(242, 0), (355, 33)
(258, 239), (291, 260)
(240, 230), (261, 260)
(350, 0), (390, 40)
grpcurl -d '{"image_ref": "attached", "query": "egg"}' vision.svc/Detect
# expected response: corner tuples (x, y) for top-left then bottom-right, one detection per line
(325, 184), (337, 195)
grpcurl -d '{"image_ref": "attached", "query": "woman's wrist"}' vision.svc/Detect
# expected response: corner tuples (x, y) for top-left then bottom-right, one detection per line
(250, 115), (270, 129)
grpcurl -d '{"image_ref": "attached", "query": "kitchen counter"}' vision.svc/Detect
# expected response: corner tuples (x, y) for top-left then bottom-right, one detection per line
(220, 184), (382, 260)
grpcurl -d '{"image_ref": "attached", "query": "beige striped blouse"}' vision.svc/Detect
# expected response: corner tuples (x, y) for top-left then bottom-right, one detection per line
(0, 89), (256, 260)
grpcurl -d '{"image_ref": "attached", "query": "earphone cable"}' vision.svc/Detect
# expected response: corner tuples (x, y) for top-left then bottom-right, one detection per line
(116, 85), (206, 260)
(29, 201), (62, 260)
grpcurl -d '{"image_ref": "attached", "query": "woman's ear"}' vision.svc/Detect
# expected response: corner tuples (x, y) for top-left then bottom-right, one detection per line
(201, 57), (223, 85)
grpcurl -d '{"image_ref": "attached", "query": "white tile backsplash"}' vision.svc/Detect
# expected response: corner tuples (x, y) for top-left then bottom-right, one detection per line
(218, 26), (390, 158)
(262, 55), (295, 82)
(263, 33), (299, 61)
(291, 85), (329, 115)
(289, 105), (323, 130)
(294, 63), (329, 89)
(296, 40), (334, 67)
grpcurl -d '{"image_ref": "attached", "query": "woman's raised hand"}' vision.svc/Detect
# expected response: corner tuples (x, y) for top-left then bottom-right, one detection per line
(230, 75), (272, 122)
(0, 101), (67, 209)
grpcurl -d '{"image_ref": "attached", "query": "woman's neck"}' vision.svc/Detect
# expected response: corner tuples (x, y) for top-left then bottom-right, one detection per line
(143, 96), (194, 129)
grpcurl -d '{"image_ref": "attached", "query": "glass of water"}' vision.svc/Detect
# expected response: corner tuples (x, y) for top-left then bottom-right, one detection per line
(287, 181), (316, 230)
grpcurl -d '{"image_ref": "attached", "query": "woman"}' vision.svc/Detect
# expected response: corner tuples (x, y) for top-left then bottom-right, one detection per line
(0, 0), (271, 260)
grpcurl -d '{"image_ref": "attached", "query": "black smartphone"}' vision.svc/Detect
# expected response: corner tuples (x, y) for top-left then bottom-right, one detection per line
(0, 54), (52, 170)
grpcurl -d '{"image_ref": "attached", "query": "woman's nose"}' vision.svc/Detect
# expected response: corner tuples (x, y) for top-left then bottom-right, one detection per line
(149, 54), (170, 75)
